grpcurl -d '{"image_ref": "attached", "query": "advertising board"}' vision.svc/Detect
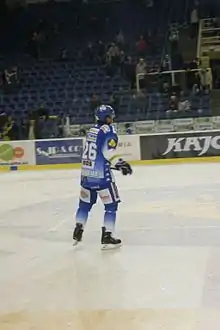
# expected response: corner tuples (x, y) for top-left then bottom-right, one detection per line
(140, 130), (220, 160)
(117, 135), (141, 161)
(35, 138), (83, 165)
(0, 141), (35, 166)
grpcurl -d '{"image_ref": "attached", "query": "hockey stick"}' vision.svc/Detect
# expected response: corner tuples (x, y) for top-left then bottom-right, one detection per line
(110, 166), (120, 171)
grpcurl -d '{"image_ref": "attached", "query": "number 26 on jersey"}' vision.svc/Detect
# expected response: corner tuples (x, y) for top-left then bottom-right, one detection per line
(82, 142), (97, 161)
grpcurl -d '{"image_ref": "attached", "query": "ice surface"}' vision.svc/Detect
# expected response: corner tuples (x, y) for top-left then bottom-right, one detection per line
(1, 164), (220, 329)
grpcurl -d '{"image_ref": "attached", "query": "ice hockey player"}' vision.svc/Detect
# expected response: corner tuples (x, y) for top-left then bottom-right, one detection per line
(73, 104), (132, 249)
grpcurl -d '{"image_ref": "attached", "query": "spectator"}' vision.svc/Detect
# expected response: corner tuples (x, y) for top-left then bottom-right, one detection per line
(146, 0), (154, 8)
(136, 58), (146, 75)
(161, 81), (170, 94)
(44, 115), (59, 138)
(29, 32), (40, 59)
(27, 111), (37, 140)
(27, 110), (40, 139)
(30, 106), (48, 139)
(124, 56), (136, 89)
(169, 26), (179, 43)
(179, 98), (191, 112)
(105, 51), (115, 77)
(166, 94), (179, 116)
(0, 112), (8, 140)
(189, 58), (198, 70)
(190, 7), (199, 39)
(85, 42), (95, 64)
(199, 68), (212, 92)
(97, 40), (106, 64)
(109, 92), (120, 114)
(4, 66), (19, 86)
(28, 119), (36, 140)
(115, 30), (125, 47)
(171, 84), (181, 98)
(136, 36), (147, 57)
(185, 60), (198, 91)
(90, 94), (101, 112)
(149, 64), (159, 73)
(18, 118), (29, 140)
(38, 104), (48, 118)
(34, 117), (49, 139)
(136, 58), (147, 90)
(79, 127), (86, 136)
(192, 71), (202, 94)
(28, 107), (58, 139)
(59, 48), (68, 61)
(108, 43), (120, 66)
(161, 54), (171, 71)
(0, 114), (18, 141)
(125, 123), (133, 135)
(119, 50), (125, 75)
(169, 25), (179, 53)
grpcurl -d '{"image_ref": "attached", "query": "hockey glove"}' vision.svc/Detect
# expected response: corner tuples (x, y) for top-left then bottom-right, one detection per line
(115, 159), (133, 176)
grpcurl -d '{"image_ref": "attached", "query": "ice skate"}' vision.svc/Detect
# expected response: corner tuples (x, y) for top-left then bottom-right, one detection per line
(101, 227), (122, 250)
(73, 223), (84, 246)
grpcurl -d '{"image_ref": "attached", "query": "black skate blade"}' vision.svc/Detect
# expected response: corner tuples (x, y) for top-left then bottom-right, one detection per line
(101, 243), (122, 251)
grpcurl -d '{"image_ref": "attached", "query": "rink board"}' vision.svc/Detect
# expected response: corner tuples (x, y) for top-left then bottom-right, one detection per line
(1, 131), (220, 172)
(1, 156), (220, 172)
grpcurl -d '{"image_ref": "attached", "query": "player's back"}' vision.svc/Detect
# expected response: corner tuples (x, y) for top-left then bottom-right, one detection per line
(81, 124), (117, 188)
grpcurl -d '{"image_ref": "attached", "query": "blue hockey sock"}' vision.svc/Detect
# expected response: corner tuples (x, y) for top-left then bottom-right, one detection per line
(75, 208), (89, 227)
(104, 210), (116, 233)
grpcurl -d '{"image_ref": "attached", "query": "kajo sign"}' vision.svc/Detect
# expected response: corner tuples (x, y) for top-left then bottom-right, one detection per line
(140, 131), (220, 160)
(163, 135), (220, 156)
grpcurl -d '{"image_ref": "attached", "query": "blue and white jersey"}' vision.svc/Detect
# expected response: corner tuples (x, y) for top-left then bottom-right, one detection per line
(81, 123), (120, 188)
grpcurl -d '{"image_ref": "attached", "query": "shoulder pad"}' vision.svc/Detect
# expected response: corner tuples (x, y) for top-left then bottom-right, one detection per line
(100, 125), (110, 133)
(111, 124), (117, 134)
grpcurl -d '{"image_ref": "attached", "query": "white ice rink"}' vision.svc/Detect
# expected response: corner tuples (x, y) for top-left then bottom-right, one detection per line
(1, 163), (220, 330)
